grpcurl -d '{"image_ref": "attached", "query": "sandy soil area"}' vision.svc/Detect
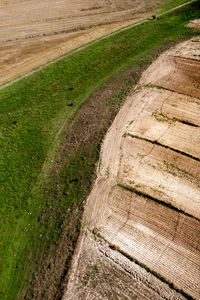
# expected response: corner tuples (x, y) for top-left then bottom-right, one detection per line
(64, 231), (186, 300)
(65, 36), (200, 299)
(0, 0), (172, 86)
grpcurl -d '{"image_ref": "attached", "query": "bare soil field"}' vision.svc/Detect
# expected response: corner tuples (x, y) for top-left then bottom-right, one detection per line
(65, 36), (200, 299)
(64, 231), (187, 300)
(0, 0), (177, 86)
(119, 134), (200, 218)
(101, 186), (200, 298)
(140, 39), (200, 98)
(127, 91), (200, 160)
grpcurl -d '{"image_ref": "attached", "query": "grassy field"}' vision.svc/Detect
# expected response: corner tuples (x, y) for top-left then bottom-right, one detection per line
(0, 1), (200, 299)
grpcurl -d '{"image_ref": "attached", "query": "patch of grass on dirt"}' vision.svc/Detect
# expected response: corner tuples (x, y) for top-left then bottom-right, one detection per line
(108, 87), (131, 105)
(83, 265), (99, 286)
(0, 1), (200, 299)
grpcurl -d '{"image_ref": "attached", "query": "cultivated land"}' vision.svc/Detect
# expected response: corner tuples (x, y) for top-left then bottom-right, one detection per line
(65, 231), (187, 300)
(0, 0), (191, 86)
(1, 1), (200, 300)
(65, 29), (200, 300)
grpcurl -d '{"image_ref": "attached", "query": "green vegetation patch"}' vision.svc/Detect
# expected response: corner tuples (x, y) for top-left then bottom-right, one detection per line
(0, 1), (200, 299)
(158, 0), (194, 13)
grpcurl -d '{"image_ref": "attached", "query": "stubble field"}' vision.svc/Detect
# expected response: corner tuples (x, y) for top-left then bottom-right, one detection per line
(0, 0), (190, 86)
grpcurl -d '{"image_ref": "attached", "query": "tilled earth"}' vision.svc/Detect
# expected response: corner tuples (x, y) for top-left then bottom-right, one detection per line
(64, 231), (186, 300)
(65, 37), (200, 299)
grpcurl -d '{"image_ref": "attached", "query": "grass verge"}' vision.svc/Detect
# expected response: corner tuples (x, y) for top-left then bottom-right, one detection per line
(0, 1), (200, 299)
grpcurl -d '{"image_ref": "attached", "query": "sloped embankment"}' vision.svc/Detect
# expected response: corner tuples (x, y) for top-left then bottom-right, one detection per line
(64, 37), (200, 299)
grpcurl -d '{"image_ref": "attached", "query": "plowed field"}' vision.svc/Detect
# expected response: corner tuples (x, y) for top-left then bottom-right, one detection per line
(102, 186), (200, 298)
(67, 36), (200, 299)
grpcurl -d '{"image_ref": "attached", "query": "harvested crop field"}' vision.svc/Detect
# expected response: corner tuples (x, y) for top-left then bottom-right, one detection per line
(0, 0), (190, 86)
(67, 35), (200, 299)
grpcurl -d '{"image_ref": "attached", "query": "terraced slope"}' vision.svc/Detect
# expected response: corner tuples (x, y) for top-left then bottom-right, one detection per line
(103, 186), (200, 296)
(65, 36), (200, 299)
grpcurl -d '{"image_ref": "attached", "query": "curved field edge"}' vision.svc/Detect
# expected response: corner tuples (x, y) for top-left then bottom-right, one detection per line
(0, 2), (200, 299)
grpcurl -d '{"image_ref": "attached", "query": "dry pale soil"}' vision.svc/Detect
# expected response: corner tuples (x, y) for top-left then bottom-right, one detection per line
(0, 0), (175, 86)
(64, 35), (200, 300)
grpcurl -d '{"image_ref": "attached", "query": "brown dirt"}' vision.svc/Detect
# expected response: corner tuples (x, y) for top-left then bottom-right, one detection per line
(66, 37), (200, 299)
(64, 231), (186, 300)
(101, 186), (200, 298)
(119, 133), (200, 218)
(140, 39), (200, 98)
(0, 0), (173, 86)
